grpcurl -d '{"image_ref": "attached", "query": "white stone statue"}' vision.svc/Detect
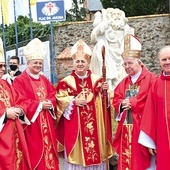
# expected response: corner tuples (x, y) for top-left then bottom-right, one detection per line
(90, 8), (134, 90)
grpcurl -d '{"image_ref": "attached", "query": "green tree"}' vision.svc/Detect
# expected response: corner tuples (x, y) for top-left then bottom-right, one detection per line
(0, 16), (51, 49)
(100, 0), (169, 17)
(66, 0), (87, 21)
(0, 2), (87, 49)
(0, 0), (87, 49)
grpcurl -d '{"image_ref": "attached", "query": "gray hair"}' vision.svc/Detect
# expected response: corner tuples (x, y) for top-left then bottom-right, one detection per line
(158, 45), (170, 59)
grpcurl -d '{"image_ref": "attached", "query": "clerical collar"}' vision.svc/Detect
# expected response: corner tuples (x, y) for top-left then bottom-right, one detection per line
(75, 71), (88, 79)
(163, 72), (170, 76)
(26, 68), (40, 79)
(130, 69), (142, 84)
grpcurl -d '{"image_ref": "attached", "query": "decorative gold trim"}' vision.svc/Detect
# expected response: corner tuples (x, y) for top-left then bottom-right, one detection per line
(15, 124), (23, 170)
(122, 50), (141, 59)
(0, 84), (11, 108)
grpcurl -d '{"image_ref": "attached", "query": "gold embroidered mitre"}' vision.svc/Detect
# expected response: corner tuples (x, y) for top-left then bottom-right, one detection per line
(71, 39), (92, 60)
(121, 34), (141, 59)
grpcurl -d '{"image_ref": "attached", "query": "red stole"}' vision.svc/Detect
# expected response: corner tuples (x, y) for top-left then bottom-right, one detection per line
(118, 124), (133, 169)
(74, 74), (101, 165)
(29, 78), (47, 102)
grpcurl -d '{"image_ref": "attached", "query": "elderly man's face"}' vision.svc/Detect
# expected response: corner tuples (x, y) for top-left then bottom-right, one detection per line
(122, 57), (142, 76)
(159, 47), (170, 75)
(73, 58), (89, 76)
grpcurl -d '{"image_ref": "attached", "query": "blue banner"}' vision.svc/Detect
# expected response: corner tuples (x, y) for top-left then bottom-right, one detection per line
(36, 0), (66, 22)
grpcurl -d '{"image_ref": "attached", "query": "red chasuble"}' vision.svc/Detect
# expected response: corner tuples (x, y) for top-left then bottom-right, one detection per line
(140, 73), (170, 170)
(113, 66), (157, 170)
(13, 71), (59, 170)
(0, 79), (31, 170)
(56, 70), (114, 166)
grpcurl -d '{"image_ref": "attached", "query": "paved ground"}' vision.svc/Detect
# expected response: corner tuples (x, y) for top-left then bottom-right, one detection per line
(59, 156), (64, 170)
(59, 156), (117, 170)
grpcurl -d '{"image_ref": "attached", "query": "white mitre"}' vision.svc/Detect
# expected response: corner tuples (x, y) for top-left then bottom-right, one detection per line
(24, 38), (47, 61)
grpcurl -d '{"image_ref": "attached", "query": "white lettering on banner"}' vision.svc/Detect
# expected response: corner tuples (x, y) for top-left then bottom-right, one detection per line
(38, 16), (64, 21)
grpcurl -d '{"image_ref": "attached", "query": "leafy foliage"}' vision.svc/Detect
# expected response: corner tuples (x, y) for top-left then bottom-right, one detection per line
(0, 16), (51, 50)
(100, 0), (169, 17)
(66, 0), (87, 21)
(0, 0), (87, 49)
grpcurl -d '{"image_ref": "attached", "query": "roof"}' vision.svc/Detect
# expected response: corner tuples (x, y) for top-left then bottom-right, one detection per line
(87, 0), (103, 12)
(57, 47), (72, 59)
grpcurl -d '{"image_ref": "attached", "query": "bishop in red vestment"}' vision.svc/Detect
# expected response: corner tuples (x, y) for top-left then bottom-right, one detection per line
(13, 38), (59, 170)
(56, 39), (115, 169)
(0, 38), (31, 170)
(113, 34), (157, 170)
(139, 46), (170, 170)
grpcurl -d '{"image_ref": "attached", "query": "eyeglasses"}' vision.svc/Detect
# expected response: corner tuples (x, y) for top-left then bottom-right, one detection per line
(0, 64), (6, 68)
